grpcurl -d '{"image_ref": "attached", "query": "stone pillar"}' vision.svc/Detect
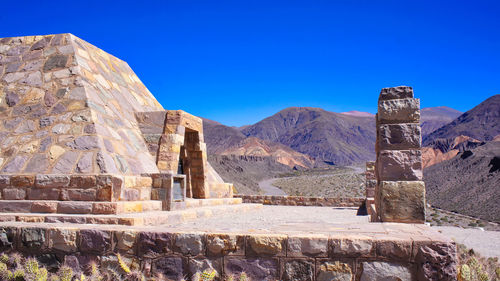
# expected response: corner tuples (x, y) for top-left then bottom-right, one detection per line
(373, 86), (425, 223)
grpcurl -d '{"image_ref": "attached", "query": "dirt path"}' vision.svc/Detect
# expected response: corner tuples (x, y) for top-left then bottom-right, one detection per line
(258, 178), (287, 196)
(433, 226), (500, 259)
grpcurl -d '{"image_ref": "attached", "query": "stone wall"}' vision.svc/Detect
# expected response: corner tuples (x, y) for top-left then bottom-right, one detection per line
(0, 224), (458, 281)
(374, 86), (425, 223)
(235, 195), (364, 207)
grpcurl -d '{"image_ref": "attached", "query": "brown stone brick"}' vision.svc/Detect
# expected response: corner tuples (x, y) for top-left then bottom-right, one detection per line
(31, 201), (57, 213)
(61, 189), (97, 201)
(378, 181), (426, 223)
(92, 202), (117, 214)
(35, 175), (70, 188)
(69, 175), (97, 188)
(11, 175), (35, 187)
(377, 150), (422, 181)
(97, 187), (112, 201)
(57, 202), (93, 214)
(27, 188), (60, 200)
(378, 98), (420, 124)
(2, 188), (27, 200)
(378, 123), (421, 150)
(0, 201), (32, 212)
(378, 86), (414, 101)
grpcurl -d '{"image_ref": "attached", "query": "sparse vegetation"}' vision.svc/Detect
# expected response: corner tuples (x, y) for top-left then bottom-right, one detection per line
(458, 244), (500, 281)
(0, 251), (257, 281)
(426, 207), (500, 231)
(272, 166), (365, 197)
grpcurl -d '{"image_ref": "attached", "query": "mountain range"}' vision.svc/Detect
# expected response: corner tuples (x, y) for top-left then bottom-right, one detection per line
(204, 105), (464, 167)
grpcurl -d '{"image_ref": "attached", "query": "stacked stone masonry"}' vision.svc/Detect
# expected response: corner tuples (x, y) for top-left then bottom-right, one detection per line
(235, 195), (364, 207)
(373, 86), (426, 223)
(0, 224), (458, 281)
(0, 33), (234, 217)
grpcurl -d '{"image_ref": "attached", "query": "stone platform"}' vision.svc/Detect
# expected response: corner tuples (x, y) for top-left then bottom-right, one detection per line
(0, 206), (458, 280)
(0, 198), (250, 226)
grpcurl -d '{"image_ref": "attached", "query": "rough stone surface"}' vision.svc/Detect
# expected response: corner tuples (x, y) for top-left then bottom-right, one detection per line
(317, 261), (353, 281)
(152, 257), (184, 281)
(378, 181), (426, 223)
(378, 123), (421, 150)
(377, 150), (423, 181)
(79, 229), (111, 254)
(49, 228), (77, 252)
(360, 261), (413, 281)
(247, 234), (285, 256)
(173, 233), (204, 256)
(206, 234), (243, 256)
(415, 242), (458, 281)
(225, 258), (279, 281)
(287, 236), (328, 257)
(138, 232), (170, 257)
(283, 259), (314, 281)
(331, 238), (374, 257)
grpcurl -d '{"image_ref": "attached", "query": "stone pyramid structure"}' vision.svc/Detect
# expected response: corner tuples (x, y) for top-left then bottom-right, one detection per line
(0, 34), (234, 221)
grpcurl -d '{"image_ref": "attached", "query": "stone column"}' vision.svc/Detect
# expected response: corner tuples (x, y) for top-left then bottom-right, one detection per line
(373, 86), (425, 223)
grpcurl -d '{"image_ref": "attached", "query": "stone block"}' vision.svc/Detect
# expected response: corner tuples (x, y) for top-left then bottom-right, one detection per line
(0, 227), (17, 250)
(49, 228), (77, 252)
(61, 189), (97, 201)
(27, 188), (60, 200)
(376, 238), (412, 261)
(92, 203), (117, 214)
(57, 202), (93, 214)
(11, 175), (35, 187)
(378, 98), (420, 124)
(0, 201), (30, 213)
(287, 235), (328, 257)
(246, 234), (286, 256)
(2, 188), (26, 199)
(330, 237), (374, 258)
(415, 241), (457, 281)
(115, 231), (137, 255)
(378, 181), (426, 223)
(173, 232), (205, 256)
(69, 175), (97, 188)
(188, 258), (222, 280)
(316, 261), (353, 281)
(137, 232), (170, 257)
(378, 123), (421, 150)
(31, 201), (57, 213)
(378, 86), (413, 101)
(283, 259), (314, 281)
(360, 261), (413, 281)
(377, 150), (422, 181)
(224, 258), (279, 281)
(152, 257), (185, 281)
(206, 233), (244, 256)
(35, 175), (70, 188)
(21, 227), (46, 249)
(0, 175), (10, 187)
(79, 229), (112, 254)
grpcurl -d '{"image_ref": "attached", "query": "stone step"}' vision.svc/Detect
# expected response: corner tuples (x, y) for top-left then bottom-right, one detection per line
(0, 203), (262, 226)
(0, 200), (163, 215)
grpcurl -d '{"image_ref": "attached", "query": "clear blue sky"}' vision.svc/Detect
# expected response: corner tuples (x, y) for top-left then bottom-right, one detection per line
(2, 0), (499, 126)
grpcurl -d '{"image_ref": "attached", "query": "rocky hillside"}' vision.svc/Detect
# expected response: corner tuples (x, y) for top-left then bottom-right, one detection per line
(208, 154), (291, 194)
(219, 137), (314, 168)
(422, 135), (483, 168)
(423, 95), (500, 145)
(240, 107), (376, 165)
(203, 118), (314, 168)
(420, 106), (462, 137)
(424, 141), (500, 222)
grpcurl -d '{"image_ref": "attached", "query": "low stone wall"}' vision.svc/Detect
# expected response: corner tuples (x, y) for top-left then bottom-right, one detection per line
(235, 195), (365, 207)
(0, 223), (457, 280)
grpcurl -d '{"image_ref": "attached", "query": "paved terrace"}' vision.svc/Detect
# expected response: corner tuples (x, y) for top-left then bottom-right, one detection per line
(0, 205), (458, 280)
